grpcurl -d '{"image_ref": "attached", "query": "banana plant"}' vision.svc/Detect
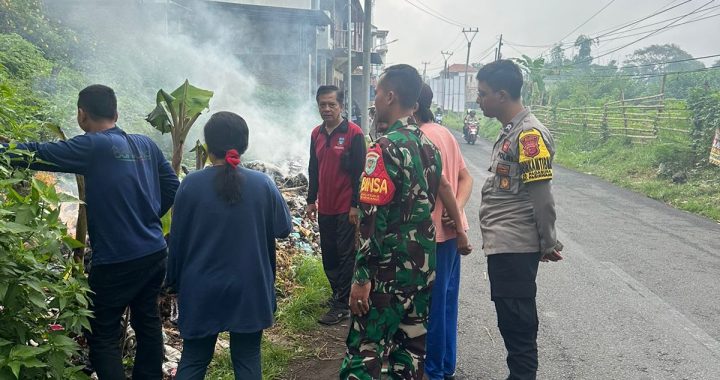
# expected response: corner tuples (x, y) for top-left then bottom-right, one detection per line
(190, 139), (209, 171)
(146, 80), (213, 175)
(514, 55), (546, 105)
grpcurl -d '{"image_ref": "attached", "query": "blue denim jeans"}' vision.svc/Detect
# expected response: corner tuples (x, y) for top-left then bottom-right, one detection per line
(425, 239), (461, 380)
(176, 331), (263, 380)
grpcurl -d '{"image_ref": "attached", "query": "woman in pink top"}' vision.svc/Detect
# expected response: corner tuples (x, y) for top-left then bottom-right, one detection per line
(416, 84), (475, 380)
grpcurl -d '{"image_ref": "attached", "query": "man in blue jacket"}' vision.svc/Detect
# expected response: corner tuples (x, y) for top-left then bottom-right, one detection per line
(2, 85), (179, 379)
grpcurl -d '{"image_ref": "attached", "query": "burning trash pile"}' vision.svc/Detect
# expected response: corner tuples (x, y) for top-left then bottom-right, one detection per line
(243, 160), (320, 296)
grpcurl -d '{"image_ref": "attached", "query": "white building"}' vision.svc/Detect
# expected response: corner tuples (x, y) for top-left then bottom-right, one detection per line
(428, 64), (479, 113)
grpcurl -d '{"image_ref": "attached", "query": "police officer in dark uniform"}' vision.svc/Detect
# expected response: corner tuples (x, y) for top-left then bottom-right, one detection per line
(475, 60), (564, 380)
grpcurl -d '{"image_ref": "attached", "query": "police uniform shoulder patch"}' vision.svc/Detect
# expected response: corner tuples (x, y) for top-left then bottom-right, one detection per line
(518, 129), (553, 183)
(360, 145), (395, 205)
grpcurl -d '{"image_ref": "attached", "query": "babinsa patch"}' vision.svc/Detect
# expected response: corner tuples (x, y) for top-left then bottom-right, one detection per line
(360, 145), (395, 205)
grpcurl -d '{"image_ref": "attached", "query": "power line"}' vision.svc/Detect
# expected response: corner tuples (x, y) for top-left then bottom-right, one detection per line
(505, 43), (527, 58)
(597, 4), (720, 39)
(516, 0), (693, 56)
(413, 0), (468, 27)
(556, 0), (618, 43)
(548, 65), (720, 82)
(473, 40), (499, 62)
(530, 7), (720, 68)
(552, 0), (697, 56)
(563, 0), (715, 68)
(593, 12), (720, 45)
(428, 32), (463, 66)
(538, 0), (685, 57)
(592, 0), (693, 40)
(543, 53), (720, 74)
(402, 0), (465, 27)
(476, 46), (497, 63)
(582, 0), (682, 37)
(505, 9), (720, 57)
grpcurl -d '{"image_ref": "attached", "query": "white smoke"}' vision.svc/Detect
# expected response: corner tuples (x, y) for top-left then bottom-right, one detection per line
(44, 0), (321, 166)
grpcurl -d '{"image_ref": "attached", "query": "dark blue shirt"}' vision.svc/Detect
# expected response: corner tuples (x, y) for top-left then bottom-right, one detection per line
(166, 167), (293, 339)
(2, 126), (179, 265)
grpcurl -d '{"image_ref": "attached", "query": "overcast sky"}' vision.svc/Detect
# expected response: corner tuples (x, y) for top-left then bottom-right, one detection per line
(374, 0), (720, 76)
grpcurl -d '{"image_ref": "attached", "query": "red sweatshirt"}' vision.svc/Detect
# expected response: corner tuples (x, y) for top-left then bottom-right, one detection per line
(307, 119), (366, 215)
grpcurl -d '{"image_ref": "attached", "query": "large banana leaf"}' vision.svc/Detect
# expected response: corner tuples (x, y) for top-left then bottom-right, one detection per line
(171, 80), (214, 128)
(145, 80), (213, 135)
(146, 89), (175, 134)
(145, 80), (213, 174)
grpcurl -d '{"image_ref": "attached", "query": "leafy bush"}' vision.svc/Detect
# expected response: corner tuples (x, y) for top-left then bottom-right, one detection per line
(0, 34), (52, 80)
(0, 0), (81, 64)
(687, 89), (720, 164)
(1, 34), (91, 376)
(0, 70), (47, 141)
(0, 146), (92, 379)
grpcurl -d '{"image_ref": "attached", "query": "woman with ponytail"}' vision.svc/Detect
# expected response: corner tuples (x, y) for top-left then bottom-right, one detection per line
(166, 112), (292, 380)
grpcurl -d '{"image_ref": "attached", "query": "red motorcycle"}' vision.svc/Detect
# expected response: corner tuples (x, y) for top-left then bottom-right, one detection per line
(465, 122), (478, 145)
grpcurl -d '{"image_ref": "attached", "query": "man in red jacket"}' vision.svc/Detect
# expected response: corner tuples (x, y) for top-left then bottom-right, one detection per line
(307, 85), (367, 325)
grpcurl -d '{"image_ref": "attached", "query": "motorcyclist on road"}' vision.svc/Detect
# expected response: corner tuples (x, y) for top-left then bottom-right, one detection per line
(464, 110), (478, 140)
(435, 107), (444, 124)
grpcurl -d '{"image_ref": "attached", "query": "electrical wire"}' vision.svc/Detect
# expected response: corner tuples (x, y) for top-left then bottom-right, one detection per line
(511, 0), (693, 55)
(401, 0), (466, 27)
(562, 0), (715, 68)
(413, 0), (469, 27)
(543, 53), (720, 73)
(593, 12), (720, 44)
(548, 65), (720, 81)
(556, 0), (618, 43)
(592, 0), (693, 40)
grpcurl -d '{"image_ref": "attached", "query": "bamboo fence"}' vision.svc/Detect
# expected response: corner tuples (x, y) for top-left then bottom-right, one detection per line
(532, 93), (691, 142)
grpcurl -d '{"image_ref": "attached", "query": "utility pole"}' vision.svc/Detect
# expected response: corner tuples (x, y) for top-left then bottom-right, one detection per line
(421, 61), (430, 82)
(361, 0), (372, 133)
(347, 0), (353, 118)
(462, 28), (478, 112)
(441, 50), (453, 110)
(449, 72), (455, 112)
(496, 34), (503, 61)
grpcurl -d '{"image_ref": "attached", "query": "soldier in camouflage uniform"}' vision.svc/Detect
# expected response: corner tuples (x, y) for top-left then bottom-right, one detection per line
(339, 64), (463, 380)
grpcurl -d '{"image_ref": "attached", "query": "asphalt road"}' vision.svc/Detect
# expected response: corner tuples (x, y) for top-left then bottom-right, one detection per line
(453, 133), (720, 380)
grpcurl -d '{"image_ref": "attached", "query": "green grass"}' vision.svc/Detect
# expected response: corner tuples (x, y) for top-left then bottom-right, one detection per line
(276, 256), (332, 333)
(442, 112), (464, 131)
(554, 131), (720, 222)
(206, 254), (331, 379)
(478, 118), (501, 139)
